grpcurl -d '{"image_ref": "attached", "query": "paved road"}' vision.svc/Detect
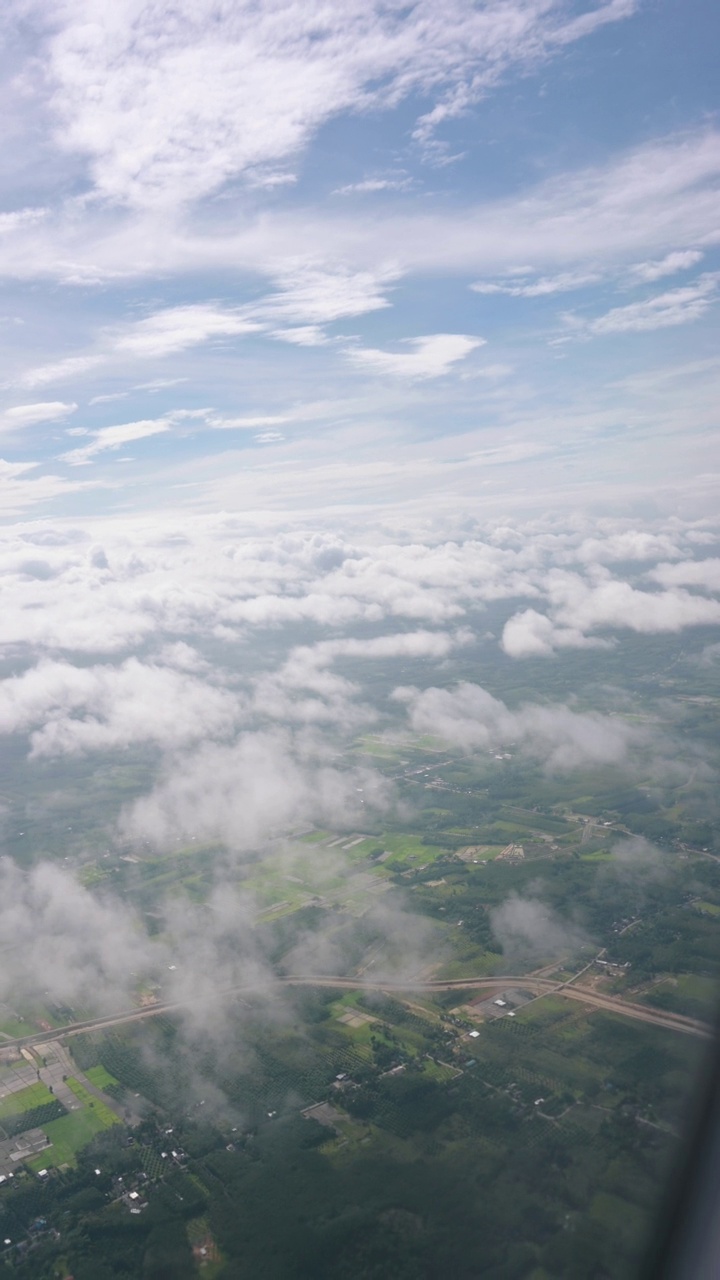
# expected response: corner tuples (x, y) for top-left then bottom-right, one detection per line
(3, 972), (711, 1051)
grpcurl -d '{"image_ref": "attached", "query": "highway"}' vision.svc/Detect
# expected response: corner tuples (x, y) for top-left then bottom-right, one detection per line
(8, 971), (711, 1051)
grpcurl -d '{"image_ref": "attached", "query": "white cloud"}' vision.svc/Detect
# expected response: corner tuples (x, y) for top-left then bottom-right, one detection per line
(394, 681), (643, 770)
(113, 304), (261, 358)
(571, 531), (685, 564)
(0, 656), (242, 757)
(60, 417), (172, 465)
(0, 859), (157, 1011)
(89, 391), (129, 405)
(0, 401), (77, 433)
(334, 175), (413, 195)
(502, 574), (720, 657)
(501, 608), (610, 658)
(0, 208), (47, 235)
(490, 894), (589, 965)
(346, 333), (484, 379)
(629, 249), (704, 282)
(29, 0), (636, 208)
(16, 355), (103, 389)
(0, 463), (92, 516)
(590, 274), (719, 334)
(0, 126), (718, 297)
(208, 414), (291, 430)
(649, 558), (720, 592)
(259, 263), (398, 326)
(252, 628), (471, 726)
(12, 274), (397, 399)
(0, 514), (713, 659)
(119, 728), (391, 851)
(471, 270), (602, 297)
(270, 326), (329, 347)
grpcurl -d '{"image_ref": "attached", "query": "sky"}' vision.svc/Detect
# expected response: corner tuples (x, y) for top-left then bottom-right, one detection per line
(0, 1), (720, 1037)
(0, 0), (718, 525)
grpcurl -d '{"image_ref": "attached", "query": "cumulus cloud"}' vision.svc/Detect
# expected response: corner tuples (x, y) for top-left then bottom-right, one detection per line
(649, 558), (720, 592)
(253, 628), (471, 726)
(393, 681), (644, 770)
(570, 530), (685, 564)
(0, 514), (714, 659)
(502, 573), (720, 656)
(119, 729), (392, 852)
(501, 608), (613, 658)
(280, 629), (471, 686)
(345, 334), (485, 379)
(0, 657), (243, 757)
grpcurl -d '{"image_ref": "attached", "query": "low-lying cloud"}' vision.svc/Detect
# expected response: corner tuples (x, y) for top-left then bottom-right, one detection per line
(119, 728), (392, 852)
(0, 657), (243, 757)
(394, 681), (645, 770)
(490, 893), (590, 966)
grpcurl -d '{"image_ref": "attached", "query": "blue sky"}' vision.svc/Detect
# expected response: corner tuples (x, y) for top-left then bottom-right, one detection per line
(0, 0), (718, 522)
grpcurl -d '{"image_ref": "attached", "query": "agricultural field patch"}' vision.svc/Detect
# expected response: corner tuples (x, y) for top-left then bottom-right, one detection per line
(375, 832), (447, 868)
(641, 974), (720, 1021)
(0, 1082), (54, 1121)
(85, 1065), (121, 1091)
(25, 1104), (119, 1170)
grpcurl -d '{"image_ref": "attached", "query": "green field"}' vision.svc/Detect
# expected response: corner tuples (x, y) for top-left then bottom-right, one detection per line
(66, 1077), (119, 1126)
(26, 1103), (120, 1170)
(376, 832), (446, 867)
(85, 1065), (121, 1090)
(22, 1078), (120, 1170)
(642, 974), (720, 1020)
(0, 1081), (54, 1120)
(0, 1016), (32, 1038)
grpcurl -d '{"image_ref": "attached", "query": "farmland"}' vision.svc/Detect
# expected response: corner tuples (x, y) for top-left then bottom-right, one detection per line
(1, 626), (720, 1278)
(0, 976), (706, 1280)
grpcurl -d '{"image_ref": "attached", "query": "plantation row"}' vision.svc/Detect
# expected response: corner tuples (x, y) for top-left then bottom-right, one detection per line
(220, 1041), (370, 1117)
(0, 1099), (67, 1139)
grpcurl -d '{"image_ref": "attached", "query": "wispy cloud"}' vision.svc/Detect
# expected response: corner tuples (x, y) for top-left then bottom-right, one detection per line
(60, 417), (172, 465)
(629, 249), (704, 282)
(0, 401), (77, 433)
(0, 207), (47, 234)
(345, 333), (484, 379)
(30, 0), (637, 208)
(472, 270), (603, 297)
(16, 356), (103, 389)
(113, 304), (262, 358)
(590, 273), (719, 333)
(333, 175), (414, 195)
